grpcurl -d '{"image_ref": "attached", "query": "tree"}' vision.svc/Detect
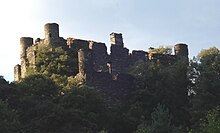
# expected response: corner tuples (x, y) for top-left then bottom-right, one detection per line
(54, 86), (107, 132)
(135, 104), (179, 133)
(0, 76), (11, 100)
(199, 107), (220, 133)
(190, 107), (220, 133)
(13, 74), (60, 132)
(128, 60), (190, 130)
(0, 76), (20, 114)
(0, 100), (21, 133)
(29, 85), (108, 133)
(28, 46), (79, 87)
(148, 45), (172, 54)
(197, 46), (219, 64)
(190, 47), (220, 129)
(35, 47), (78, 77)
(13, 75), (108, 132)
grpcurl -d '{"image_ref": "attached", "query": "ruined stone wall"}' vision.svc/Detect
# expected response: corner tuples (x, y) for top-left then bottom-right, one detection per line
(67, 38), (109, 73)
(147, 44), (189, 66)
(109, 33), (130, 75)
(130, 50), (148, 64)
(78, 48), (93, 75)
(85, 72), (134, 105)
(74, 48), (94, 83)
(26, 45), (37, 71)
(149, 53), (177, 66)
(110, 45), (130, 75)
(67, 38), (89, 51)
(89, 41), (108, 72)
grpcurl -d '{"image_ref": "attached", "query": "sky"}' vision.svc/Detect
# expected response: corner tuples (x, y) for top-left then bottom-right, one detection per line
(0, 0), (220, 81)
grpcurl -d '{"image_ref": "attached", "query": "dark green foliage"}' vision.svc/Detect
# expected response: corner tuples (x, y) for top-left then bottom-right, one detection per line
(35, 47), (78, 77)
(190, 47), (220, 129)
(0, 100), (21, 133)
(0, 76), (13, 101)
(128, 60), (190, 130)
(32, 47), (78, 87)
(13, 74), (59, 132)
(190, 107), (220, 133)
(199, 107), (220, 133)
(15, 75), (107, 132)
(17, 74), (59, 98)
(0, 76), (8, 86)
(1, 46), (220, 132)
(59, 86), (107, 130)
(135, 104), (179, 133)
(102, 106), (136, 133)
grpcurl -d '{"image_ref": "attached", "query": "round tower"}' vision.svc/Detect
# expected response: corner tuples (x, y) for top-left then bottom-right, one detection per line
(20, 37), (33, 59)
(44, 23), (59, 39)
(174, 43), (188, 58)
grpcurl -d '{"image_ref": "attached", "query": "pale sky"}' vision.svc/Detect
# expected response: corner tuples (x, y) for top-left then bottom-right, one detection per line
(0, 0), (220, 81)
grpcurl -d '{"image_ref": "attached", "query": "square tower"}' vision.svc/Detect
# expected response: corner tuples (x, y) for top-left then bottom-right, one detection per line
(110, 33), (124, 47)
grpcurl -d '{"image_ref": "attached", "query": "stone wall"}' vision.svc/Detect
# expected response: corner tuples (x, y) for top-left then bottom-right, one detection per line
(110, 45), (130, 75)
(130, 50), (148, 64)
(67, 38), (89, 51)
(89, 41), (108, 72)
(148, 53), (177, 66)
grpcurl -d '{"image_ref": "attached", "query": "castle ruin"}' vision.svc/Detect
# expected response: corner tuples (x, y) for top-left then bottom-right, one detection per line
(14, 23), (189, 90)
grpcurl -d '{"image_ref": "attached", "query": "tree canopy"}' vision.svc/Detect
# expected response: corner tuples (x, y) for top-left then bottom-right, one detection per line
(0, 46), (220, 132)
(148, 45), (172, 54)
